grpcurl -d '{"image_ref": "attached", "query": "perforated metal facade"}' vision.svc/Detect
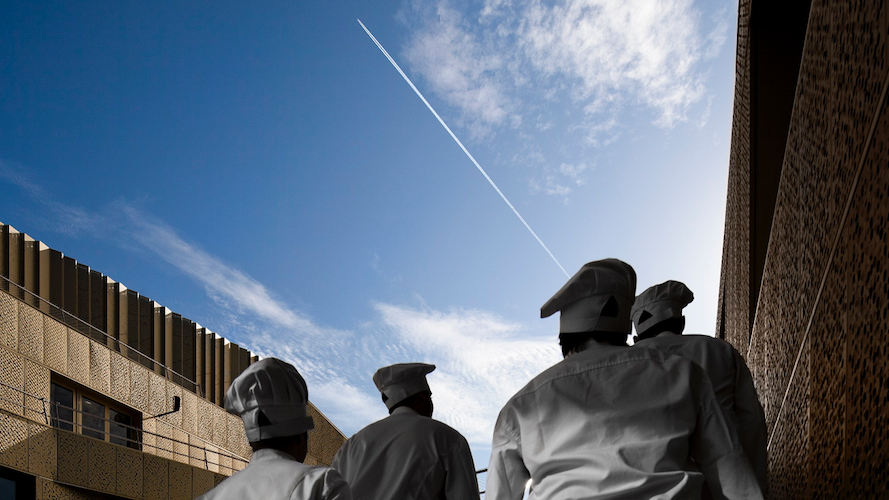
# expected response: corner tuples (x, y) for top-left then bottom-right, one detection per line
(717, 0), (888, 497)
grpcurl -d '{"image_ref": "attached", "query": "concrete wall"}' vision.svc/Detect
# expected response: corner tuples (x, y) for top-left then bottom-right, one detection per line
(718, 0), (888, 497)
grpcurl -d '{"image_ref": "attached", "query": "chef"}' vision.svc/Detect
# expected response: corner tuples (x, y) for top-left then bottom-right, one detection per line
(198, 358), (352, 500)
(632, 280), (768, 495)
(485, 259), (762, 500)
(331, 363), (478, 500)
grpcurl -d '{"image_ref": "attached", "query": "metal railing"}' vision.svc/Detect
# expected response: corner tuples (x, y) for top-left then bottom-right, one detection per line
(0, 275), (203, 397)
(476, 468), (488, 496)
(0, 379), (248, 474)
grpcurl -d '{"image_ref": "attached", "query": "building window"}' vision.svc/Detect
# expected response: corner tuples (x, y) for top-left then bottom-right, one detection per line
(49, 383), (74, 431)
(49, 379), (141, 450)
(0, 466), (36, 500)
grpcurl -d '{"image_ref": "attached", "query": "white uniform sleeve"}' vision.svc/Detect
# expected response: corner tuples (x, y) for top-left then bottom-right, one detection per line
(688, 363), (763, 500)
(444, 436), (480, 499)
(329, 441), (347, 479)
(485, 410), (530, 500)
(733, 352), (769, 496)
(291, 468), (353, 500)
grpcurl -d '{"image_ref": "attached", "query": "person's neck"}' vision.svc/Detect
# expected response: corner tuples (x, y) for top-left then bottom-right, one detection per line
(570, 337), (623, 355)
(654, 330), (681, 338)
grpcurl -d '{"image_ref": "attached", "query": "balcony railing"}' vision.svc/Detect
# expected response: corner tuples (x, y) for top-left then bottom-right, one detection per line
(1, 275), (203, 396)
(0, 379), (248, 475)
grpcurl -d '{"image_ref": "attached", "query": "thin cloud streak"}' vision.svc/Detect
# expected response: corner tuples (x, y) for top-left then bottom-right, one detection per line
(358, 19), (569, 278)
(121, 207), (332, 336)
(0, 160), (104, 236)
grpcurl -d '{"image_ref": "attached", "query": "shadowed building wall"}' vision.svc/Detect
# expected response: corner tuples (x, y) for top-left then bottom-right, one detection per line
(717, 0), (888, 497)
(0, 222), (346, 499)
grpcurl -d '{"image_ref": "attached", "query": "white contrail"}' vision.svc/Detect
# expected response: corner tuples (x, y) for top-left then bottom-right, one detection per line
(357, 19), (569, 278)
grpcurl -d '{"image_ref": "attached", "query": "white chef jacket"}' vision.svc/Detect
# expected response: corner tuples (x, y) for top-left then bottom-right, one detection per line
(330, 406), (479, 500)
(198, 448), (352, 500)
(635, 333), (768, 494)
(486, 342), (762, 500)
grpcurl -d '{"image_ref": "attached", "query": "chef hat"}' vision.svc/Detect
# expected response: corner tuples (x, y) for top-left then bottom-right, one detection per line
(541, 259), (637, 334)
(631, 280), (694, 335)
(373, 363), (436, 410)
(224, 357), (315, 442)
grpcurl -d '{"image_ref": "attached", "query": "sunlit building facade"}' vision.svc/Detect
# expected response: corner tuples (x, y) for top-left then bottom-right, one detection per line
(0, 221), (345, 499)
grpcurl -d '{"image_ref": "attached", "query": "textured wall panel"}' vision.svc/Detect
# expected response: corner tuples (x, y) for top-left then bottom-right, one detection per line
(169, 460), (193, 500)
(0, 411), (29, 471)
(142, 419), (157, 458)
(204, 444), (219, 474)
(116, 445), (144, 499)
(163, 382), (184, 429)
(838, 94), (889, 498)
(192, 468), (216, 498)
(807, 302), (846, 500)
(18, 304), (43, 362)
(88, 340), (110, 396)
(28, 421), (57, 479)
(189, 434), (206, 469)
(66, 328), (90, 385)
(217, 452), (232, 476)
(722, 0), (889, 497)
(129, 362), (150, 413)
(717, 0), (752, 348)
(56, 431), (90, 487)
(0, 290), (17, 350)
(227, 413), (249, 459)
(173, 427), (189, 465)
(87, 439), (116, 494)
(179, 390), (198, 436)
(230, 455), (246, 473)
(24, 359), (50, 423)
(307, 403), (346, 466)
(148, 371), (167, 418)
(43, 318), (67, 373)
(766, 342), (809, 499)
(109, 350), (131, 404)
(154, 420), (174, 461)
(0, 345), (25, 416)
(40, 478), (93, 500)
(212, 411), (227, 452)
(196, 398), (214, 442)
(143, 453), (170, 500)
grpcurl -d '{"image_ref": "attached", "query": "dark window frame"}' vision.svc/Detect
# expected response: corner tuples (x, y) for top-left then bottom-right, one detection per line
(0, 465), (36, 500)
(49, 376), (142, 450)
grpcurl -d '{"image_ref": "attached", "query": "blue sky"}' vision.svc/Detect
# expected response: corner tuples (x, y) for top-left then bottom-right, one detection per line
(1, 0), (738, 467)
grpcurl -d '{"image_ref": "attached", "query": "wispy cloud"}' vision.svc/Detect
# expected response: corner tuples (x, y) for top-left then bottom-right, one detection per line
(402, 4), (513, 139)
(374, 303), (559, 444)
(122, 204), (564, 449)
(119, 207), (335, 336)
(0, 160), (105, 236)
(400, 0), (725, 194)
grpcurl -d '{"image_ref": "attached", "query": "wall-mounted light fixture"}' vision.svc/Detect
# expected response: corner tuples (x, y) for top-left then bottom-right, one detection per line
(144, 396), (181, 420)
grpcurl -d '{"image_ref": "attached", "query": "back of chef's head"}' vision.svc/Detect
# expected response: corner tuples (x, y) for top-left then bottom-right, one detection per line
(225, 358), (315, 443)
(373, 363), (436, 410)
(631, 280), (694, 339)
(541, 259), (637, 354)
